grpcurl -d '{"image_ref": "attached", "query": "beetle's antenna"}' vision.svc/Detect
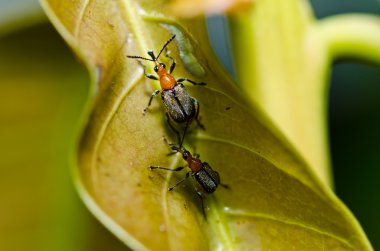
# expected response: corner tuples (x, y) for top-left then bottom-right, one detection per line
(127, 55), (154, 61)
(127, 34), (176, 62)
(180, 146), (188, 153)
(147, 50), (156, 61)
(169, 144), (181, 152)
(156, 34), (176, 60)
(169, 144), (188, 154)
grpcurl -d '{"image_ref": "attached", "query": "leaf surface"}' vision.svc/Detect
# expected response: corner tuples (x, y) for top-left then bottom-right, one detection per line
(40, 0), (372, 250)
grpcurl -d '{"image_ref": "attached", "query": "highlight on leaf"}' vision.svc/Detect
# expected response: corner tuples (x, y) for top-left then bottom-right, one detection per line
(169, 0), (254, 17)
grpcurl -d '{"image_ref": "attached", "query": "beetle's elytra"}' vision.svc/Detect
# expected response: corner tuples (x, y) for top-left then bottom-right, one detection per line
(194, 162), (220, 193)
(161, 83), (197, 123)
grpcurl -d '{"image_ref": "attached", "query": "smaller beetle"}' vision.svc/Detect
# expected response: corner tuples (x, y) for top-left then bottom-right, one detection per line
(150, 140), (229, 217)
(127, 35), (205, 147)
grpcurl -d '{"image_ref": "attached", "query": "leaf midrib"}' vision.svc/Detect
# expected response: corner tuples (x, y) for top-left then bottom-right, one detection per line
(73, 0), (91, 38)
(114, 2), (238, 249)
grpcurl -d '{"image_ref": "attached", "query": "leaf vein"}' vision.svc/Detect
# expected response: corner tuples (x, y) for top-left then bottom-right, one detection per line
(74, 0), (91, 38)
(196, 134), (321, 195)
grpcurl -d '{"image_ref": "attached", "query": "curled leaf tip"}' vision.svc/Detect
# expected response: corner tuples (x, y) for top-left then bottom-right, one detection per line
(169, 0), (254, 18)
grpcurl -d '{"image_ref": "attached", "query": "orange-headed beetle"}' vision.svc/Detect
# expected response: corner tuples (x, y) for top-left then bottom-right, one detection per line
(150, 140), (229, 218)
(127, 35), (205, 147)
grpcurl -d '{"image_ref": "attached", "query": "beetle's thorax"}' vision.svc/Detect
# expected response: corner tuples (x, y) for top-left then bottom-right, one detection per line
(156, 64), (176, 90)
(186, 156), (203, 173)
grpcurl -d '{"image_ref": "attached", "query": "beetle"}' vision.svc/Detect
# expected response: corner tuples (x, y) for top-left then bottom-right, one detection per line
(150, 140), (229, 217)
(127, 35), (205, 147)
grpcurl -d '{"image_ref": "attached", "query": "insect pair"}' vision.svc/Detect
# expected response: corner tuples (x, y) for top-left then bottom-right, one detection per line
(127, 35), (228, 217)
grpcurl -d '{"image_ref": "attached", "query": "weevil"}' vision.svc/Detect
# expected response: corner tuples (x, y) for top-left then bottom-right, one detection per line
(127, 35), (205, 147)
(150, 141), (229, 217)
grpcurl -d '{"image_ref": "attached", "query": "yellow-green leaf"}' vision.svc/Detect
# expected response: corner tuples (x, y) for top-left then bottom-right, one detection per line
(228, 0), (380, 188)
(0, 21), (127, 251)
(40, 0), (372, 250)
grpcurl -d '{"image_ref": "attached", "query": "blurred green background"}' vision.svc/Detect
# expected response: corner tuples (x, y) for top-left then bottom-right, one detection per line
(0, 1), (127, 251)
(0, 0), (379, 250)
(312, 0), (380, 250)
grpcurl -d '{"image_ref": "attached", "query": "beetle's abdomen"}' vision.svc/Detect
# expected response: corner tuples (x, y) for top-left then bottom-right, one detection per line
(195, 162), (220, 194)
(161, 84), (196, 123)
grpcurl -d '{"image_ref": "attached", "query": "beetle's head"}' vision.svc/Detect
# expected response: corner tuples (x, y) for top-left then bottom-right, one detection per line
(182, 149), (191, 160)
(169, 144), (190, 160)
(154, 63), (166, 73)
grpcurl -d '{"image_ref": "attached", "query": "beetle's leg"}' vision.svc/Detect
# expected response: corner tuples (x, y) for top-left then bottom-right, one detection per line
(163, 137), (179, 148)
(217, 174), (230, 189)
(162, 138), (182, 156)
(165, 113), (181, 144)
(177, 78), (206, 86)
(150, 166), (185, 171)
(168, 172), (191, 191)
(144, 90), (160, 114)
(179, 121), (190, 149)
(192, 98), (205, 130)
(196, 190), (207, 219)
(220, 183), (230, 189)
(138, 61), (158, 80)
(162, 137), (176, 150)
(165, 48), (176, 74)
(162, 137), (182, 156)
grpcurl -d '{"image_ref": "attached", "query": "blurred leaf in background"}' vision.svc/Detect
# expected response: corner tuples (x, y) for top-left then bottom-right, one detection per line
(309, 0), (380, 250)
(0, 0), (45, 36)
(330, 63), (380, 251)
(0, 1), (128, 251)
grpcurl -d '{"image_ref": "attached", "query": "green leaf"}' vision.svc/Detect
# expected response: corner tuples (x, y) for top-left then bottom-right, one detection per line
(229, 0), (332, 186)
(40, 0), (372, 250)
(228, 0), (380, 188)
(0, 22), (128, 251)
